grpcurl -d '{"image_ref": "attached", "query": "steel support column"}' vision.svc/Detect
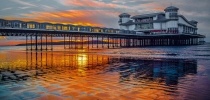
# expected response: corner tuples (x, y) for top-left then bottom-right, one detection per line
(64, 34), (66, 49)
(51, 34), (53, 50)
(46, 34), (47, 50)
(97, 35), (98, 49)
(26, 34), (28, 50)
(35, 33), (38, 51)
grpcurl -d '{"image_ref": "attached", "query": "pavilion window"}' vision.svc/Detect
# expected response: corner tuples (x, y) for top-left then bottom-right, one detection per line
(6, 21), (11, 27)
(14, 23), (20, 28)
(27, 24), (35, 29)
(57, 26), (61, 30)
(53, 26), (56, 30)
(62, 26), (68, 30)
(75, 27), (78, 31)
(12, 22), (15, 27)
(36, 24), (38, 29)
(27, 24), (29, 28)
(71, 26), (74, 31)
(0, 21), (4, 27)
(69, 26), (71, 30)
(41, 24), (46, 29)
(73, 27), (78, 31)
(46, 25), (53, 30)
(93, 28), (96, 32)
(84, 27), (86, 31)
(11, 22), (14, 28)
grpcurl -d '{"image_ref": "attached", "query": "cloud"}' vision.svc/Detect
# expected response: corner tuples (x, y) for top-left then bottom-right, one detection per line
(40, 5), (56, 11)
(56, 0), (128, 10)
(9, 0), (37, 7)
(18, 6), (30, 10)
(8, 10), (120, 27)
(0, 0), (210, 41)
(0, 7), (12, 11)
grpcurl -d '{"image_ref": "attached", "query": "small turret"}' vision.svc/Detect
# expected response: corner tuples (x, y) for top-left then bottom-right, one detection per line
(164, 6), (179, 19)
(119, 13), (130, 24)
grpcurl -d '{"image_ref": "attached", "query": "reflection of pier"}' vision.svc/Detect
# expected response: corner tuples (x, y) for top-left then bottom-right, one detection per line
(26, 51), (111, 75)
(109, 58), (197, 85)
(0, 53), (198, 86)
(0, 51), (111, 82)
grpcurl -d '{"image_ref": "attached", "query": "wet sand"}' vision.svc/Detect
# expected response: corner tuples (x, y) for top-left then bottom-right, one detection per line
(0, 44), (210, 100)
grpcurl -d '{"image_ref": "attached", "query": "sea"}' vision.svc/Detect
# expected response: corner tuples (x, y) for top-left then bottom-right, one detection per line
(0, 43), (210, 100)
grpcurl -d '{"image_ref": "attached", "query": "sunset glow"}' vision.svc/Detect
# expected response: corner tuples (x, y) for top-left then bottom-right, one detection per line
(0, 1), (210, 99)
(0, 0), (209, 41)
(0, 36), (5, 40)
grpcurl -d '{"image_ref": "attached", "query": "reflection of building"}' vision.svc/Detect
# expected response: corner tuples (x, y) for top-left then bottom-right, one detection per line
(119, 6), (198, 34)
(115, 58), (197, 85)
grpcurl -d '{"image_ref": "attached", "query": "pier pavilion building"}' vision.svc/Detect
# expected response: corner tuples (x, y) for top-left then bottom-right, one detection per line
(119, 6), (198, 35)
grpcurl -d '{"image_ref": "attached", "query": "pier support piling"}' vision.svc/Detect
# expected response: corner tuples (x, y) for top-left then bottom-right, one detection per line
(35, 33), (38, 51)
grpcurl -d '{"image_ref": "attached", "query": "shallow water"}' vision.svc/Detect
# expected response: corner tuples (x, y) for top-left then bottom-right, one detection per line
(0, 44), (210, 100)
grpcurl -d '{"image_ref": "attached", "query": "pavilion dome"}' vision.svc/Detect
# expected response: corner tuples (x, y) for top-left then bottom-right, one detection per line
(119, 13), (131, 17)
(164, 6), (179, 11)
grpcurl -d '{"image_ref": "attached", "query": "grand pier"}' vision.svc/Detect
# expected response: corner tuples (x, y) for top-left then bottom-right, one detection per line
(0, 19), (205, 51)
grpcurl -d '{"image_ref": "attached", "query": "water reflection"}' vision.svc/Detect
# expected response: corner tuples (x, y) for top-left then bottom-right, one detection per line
(0, 51), (110, 82)
(110, 58), (197, 85)
(0, 51), (203, 99)
(0, 51), (198, 85)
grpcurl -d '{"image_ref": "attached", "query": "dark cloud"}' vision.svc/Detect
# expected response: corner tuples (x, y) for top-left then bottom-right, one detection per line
(168, 0), (210, 41)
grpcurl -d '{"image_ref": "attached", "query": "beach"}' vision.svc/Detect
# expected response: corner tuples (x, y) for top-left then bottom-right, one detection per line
(0, 44), (210, 99)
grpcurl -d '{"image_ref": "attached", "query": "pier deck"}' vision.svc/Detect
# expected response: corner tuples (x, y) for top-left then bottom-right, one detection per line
(0, 28), (205, 51)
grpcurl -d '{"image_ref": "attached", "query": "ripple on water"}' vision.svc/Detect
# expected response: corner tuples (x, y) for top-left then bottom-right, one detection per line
(0, 44), (210, 99)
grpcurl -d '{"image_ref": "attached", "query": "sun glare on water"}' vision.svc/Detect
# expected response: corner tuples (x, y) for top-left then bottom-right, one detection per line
(0, 36), (6, 40)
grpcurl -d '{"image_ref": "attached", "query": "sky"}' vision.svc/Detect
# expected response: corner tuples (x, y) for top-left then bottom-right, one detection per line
(0, 0), (210, 42)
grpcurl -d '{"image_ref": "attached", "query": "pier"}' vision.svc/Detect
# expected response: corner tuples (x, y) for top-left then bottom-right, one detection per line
(0, 19), (205, 51)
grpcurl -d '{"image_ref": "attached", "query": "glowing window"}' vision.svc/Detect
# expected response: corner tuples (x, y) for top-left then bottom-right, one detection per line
(62, 26), (68, 30)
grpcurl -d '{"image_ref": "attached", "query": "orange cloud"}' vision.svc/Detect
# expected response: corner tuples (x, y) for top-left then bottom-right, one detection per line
(5, 10), (120, 27)
(141, 2), (168, 11)
(60, 0), (126, 9)
(5, 1), (168, 28)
